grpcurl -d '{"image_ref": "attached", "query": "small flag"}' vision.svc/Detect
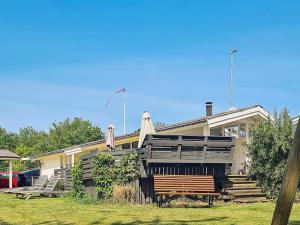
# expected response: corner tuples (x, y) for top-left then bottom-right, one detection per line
(106, 88), (126, 108)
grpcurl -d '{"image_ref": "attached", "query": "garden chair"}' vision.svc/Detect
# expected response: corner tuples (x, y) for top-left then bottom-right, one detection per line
(15, 175), (66, 200)
(2, 175), (48, 194)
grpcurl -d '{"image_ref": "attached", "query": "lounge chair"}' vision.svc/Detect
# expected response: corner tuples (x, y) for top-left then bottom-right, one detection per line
(15, 175), (67, 200)
(1, 175), (48, 194)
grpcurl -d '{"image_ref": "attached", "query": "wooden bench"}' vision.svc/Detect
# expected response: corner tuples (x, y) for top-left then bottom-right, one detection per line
(153, 175), (220, 207)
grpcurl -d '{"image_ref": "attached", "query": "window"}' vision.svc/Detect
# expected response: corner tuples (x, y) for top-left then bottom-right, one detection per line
(224, 126), (239, 138)
(132, 141), (138, 148)
(239, 124), (246, 138)
(224, 124), (248, 138)
(115, 145), (122, 150)
(210, 127), (222, 136)
(122, 143), (131, 149)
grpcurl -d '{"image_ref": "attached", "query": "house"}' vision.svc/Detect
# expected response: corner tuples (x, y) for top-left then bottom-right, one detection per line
(293, 116), (299, 126)
(35, 103), (270, 178)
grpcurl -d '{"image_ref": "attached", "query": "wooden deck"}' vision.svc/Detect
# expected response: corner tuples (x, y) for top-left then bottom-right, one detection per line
(56, 134), (235, 204)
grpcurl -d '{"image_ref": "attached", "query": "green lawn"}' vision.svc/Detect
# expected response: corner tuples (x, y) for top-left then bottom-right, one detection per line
(0, 194), (300, 225)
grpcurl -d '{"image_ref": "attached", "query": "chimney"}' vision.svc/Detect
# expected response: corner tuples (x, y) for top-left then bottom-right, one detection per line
(205, 102), (213, 116)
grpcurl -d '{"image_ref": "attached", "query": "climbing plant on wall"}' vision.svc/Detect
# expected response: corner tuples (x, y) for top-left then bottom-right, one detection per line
(114, 153), (138, 184)
(71, 159), (85, 198)
(92, 153), (138, 200)
(93, 154), (115, 199)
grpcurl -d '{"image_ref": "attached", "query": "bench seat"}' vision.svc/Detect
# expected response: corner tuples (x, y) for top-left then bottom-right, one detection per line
(154, 175), (220, 207)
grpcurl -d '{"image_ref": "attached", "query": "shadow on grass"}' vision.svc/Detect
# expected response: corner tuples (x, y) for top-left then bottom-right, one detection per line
(288, 221), (300, 225)
(33, 220), (76, 225)
(107, 216), (228, 225)
(0, 220), (14, 225)
(161, 205), (217, 209)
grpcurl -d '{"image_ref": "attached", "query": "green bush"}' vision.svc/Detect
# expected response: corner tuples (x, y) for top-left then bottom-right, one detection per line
(71, 160), (86, 198)
(55, 180), (65, 191)
(247, 109), (295, 199)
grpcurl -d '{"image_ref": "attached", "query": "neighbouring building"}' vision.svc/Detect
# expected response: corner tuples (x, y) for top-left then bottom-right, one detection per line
(293, 116), (299, 126)
(35, 104), (270, 178)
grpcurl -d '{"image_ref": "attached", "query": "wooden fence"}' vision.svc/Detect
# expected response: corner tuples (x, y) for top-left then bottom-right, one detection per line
(80, 150), (136, 197)
(81, 150), (136, 180)
(54, 168), (72, 190)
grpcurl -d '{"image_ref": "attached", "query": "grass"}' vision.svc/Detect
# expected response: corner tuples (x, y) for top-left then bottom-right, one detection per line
(0, 194), (300, 225)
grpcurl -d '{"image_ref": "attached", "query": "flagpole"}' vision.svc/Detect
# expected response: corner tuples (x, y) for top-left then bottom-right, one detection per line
(106, 88), (126, 135)
(229, 49), (237, 109)
(123, 89), (126, 135)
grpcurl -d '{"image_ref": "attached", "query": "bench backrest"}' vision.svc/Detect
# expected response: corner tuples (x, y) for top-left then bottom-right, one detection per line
(153, 175), (216, 193)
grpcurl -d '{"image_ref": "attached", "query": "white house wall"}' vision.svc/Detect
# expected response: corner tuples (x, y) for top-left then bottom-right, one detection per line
(40, 154), (62, 178)
(293, 116), (299, 126)
(231, 138), (247, 174)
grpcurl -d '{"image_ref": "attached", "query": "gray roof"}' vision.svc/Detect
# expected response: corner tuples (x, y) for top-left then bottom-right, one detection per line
(0, 149), (21, 160)
(34, 131), (140, 158)
(35, 105), (263, 158)
(155, 104), (263, 132)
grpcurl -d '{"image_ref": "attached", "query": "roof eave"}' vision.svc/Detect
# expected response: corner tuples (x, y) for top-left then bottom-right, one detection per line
(0, 157), (21, 160)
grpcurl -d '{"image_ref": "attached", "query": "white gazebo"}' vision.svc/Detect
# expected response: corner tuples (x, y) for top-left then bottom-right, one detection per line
(0, 149), (21, 189)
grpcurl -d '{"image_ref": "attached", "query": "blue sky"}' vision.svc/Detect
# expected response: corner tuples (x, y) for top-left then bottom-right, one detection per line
(0, 1), (299, 134)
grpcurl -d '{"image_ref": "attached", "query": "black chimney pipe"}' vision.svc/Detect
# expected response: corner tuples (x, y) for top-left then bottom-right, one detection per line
(206, 102), (213, 116)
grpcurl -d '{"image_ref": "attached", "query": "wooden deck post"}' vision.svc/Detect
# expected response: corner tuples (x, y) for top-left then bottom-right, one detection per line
(177, 136), (182, 159)
(271, 120), (300, 225)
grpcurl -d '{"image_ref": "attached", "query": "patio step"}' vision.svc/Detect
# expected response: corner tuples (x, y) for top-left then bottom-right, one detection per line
(227, 187), (262, 194)
(234, 196), (268, 203)
(231, 192), (266, 198)
(224, 175), (267, 203)
(227, 175), (249, 182)
(230, 182), (257, 188)
(226, 186), (261, 191)
(227, 175), (248, 179)
(230, 180), (256, 184)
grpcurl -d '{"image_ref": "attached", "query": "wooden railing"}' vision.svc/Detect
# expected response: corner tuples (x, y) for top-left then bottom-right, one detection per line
(138, 135), (234, 164)
(81, 149), (137, 180)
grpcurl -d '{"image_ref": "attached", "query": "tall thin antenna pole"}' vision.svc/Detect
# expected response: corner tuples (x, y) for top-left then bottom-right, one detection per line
(123, 89), (126, 135)
(229, 49), (237, 109)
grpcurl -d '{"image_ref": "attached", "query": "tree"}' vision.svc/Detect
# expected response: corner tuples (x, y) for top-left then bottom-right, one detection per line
(15, 126), (50, 156)
(0, 117), (104, 171)
(13, 127), (49, 170)
(0, 127), (18, 171)
(0, 127), (17, 151)
(247, 109), (295, 199)
(48, 117), (104, 150)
